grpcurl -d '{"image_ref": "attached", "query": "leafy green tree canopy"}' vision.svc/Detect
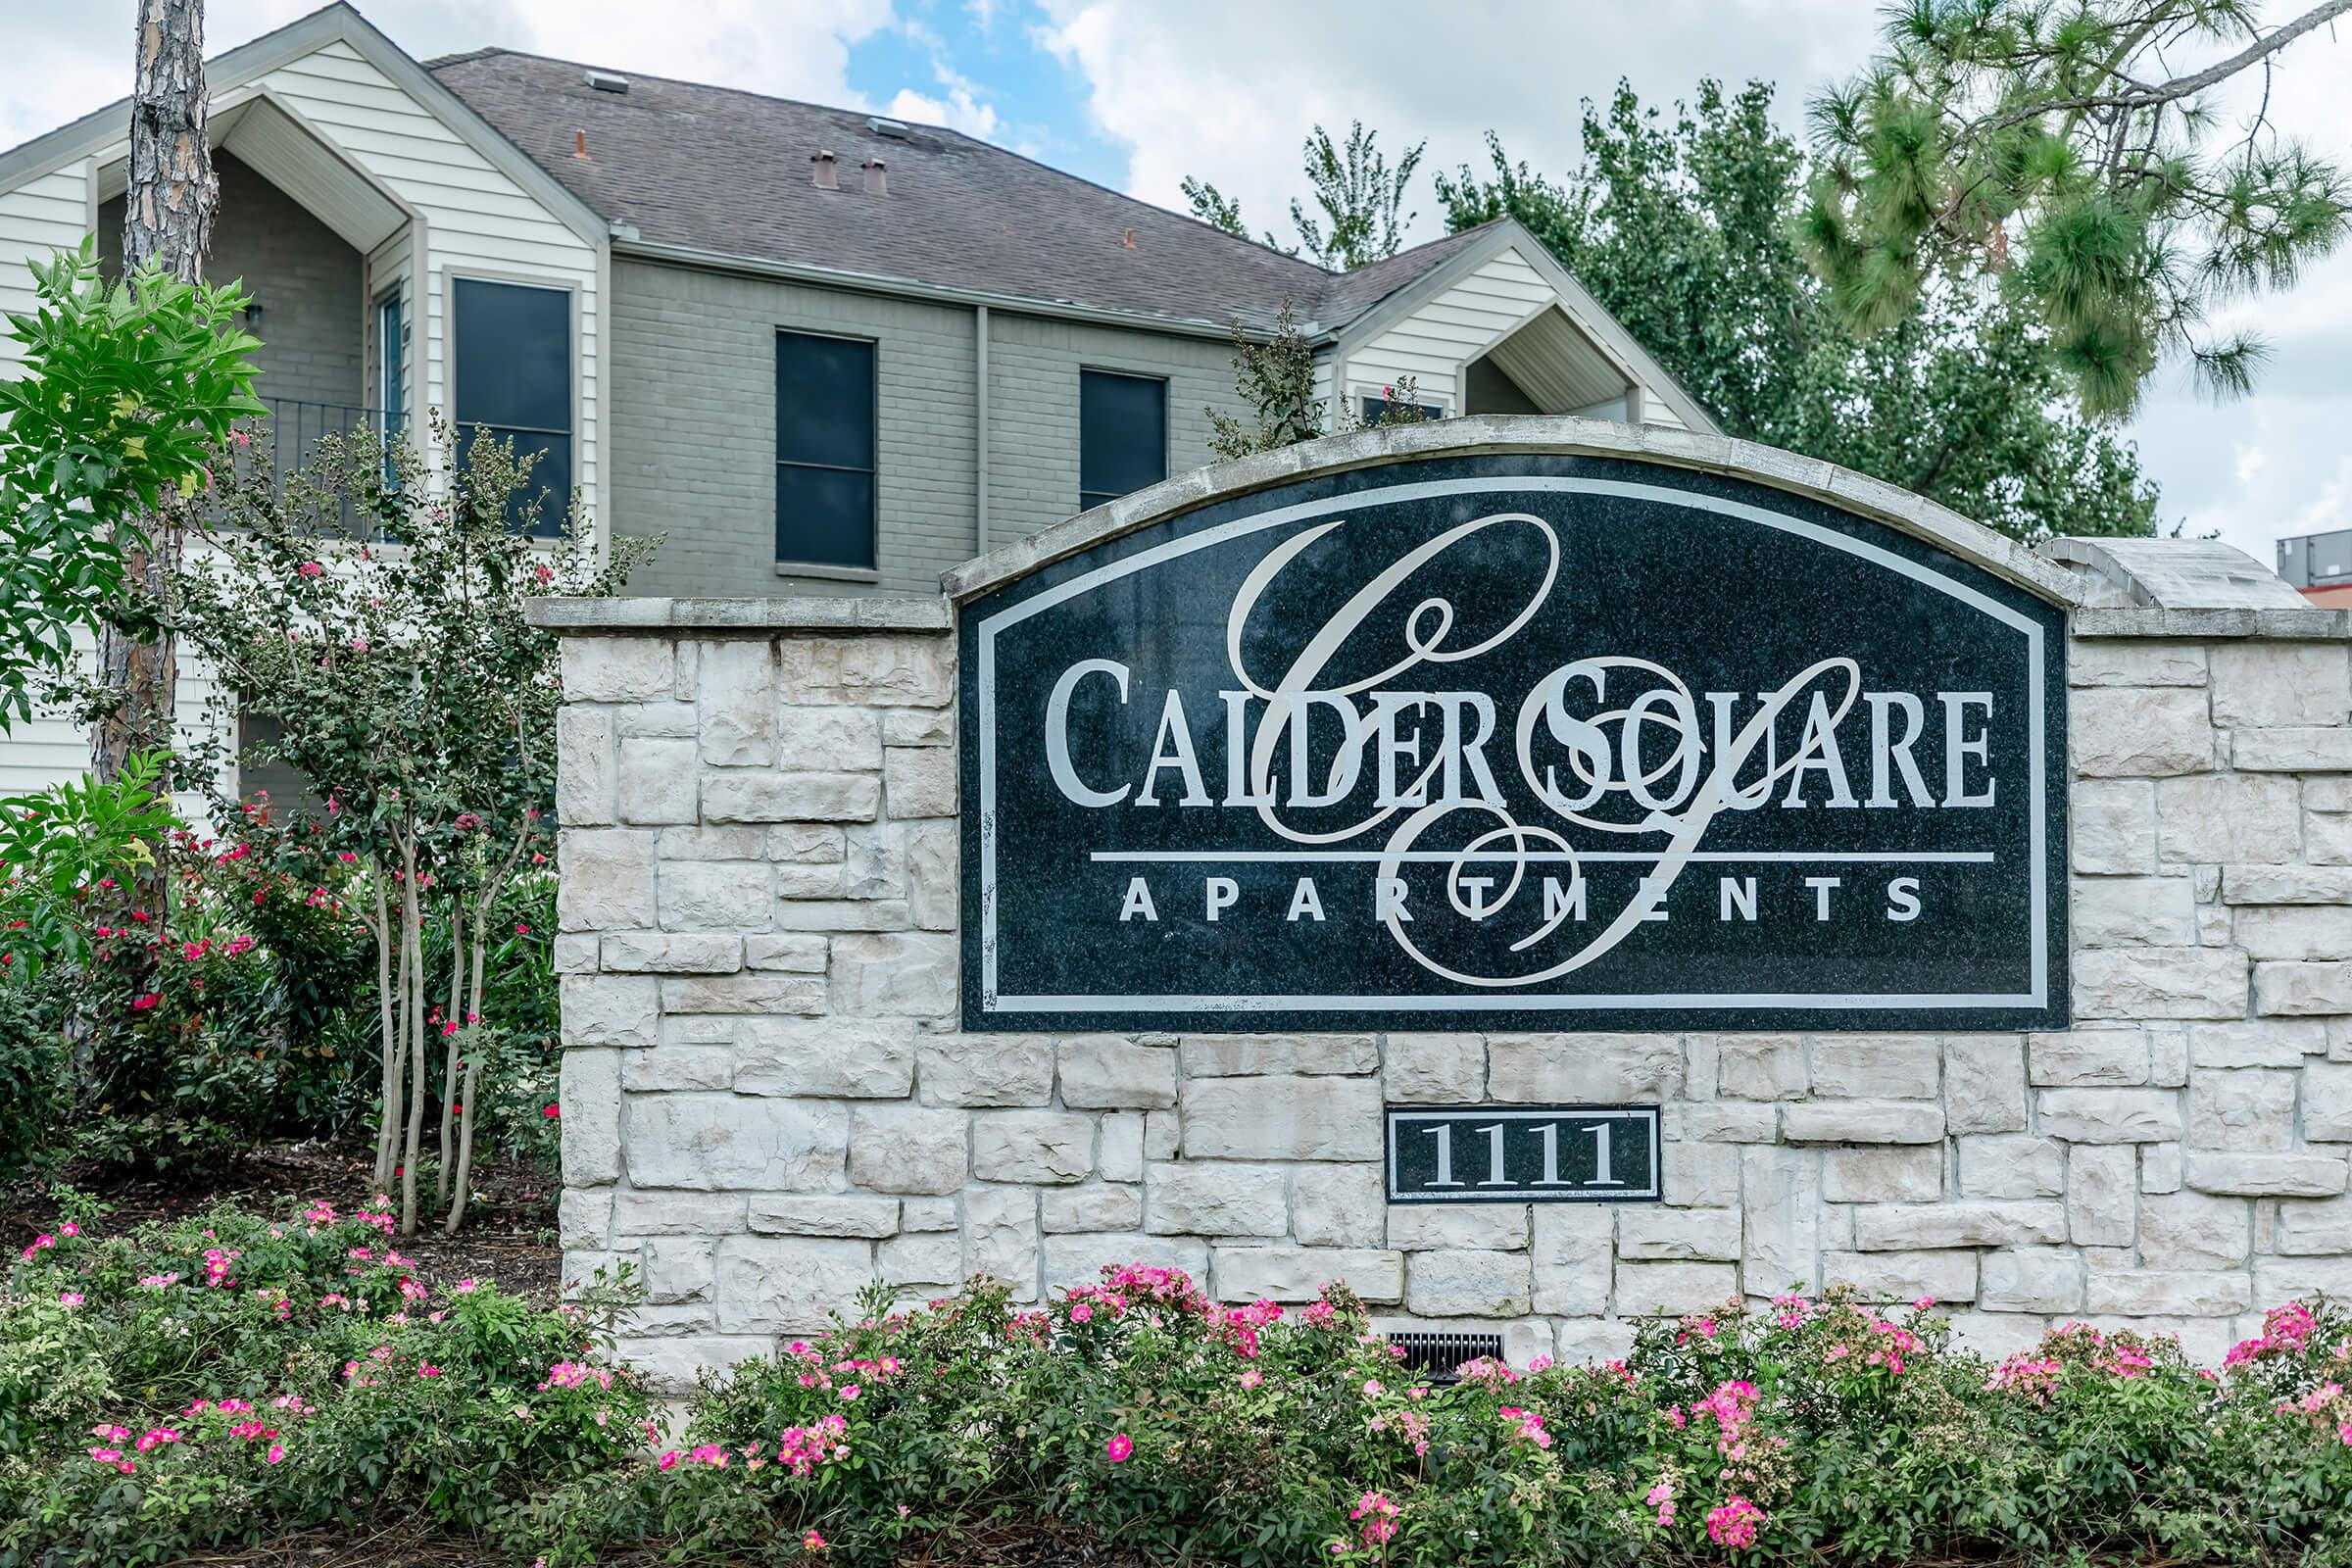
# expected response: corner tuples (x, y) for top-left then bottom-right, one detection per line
(1185, 122), (1427, 269)
(1802, 0), (2352, 416)
(1437, 78), (2159, 542)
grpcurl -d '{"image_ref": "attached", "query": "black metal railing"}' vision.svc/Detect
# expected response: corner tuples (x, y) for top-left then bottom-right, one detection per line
(226, 396), (404, 535)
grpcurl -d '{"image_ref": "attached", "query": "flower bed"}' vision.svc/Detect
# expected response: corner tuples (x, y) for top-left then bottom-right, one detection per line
(8, 1204), (2352, 1567)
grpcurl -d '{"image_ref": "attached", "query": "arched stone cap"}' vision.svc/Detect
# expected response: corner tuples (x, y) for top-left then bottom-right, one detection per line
(2038, 536), (2307, 611)
(942, 416), (2086, 608)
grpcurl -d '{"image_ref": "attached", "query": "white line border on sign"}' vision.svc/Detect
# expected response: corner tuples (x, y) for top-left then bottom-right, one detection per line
(974, 475), (2049, 1014)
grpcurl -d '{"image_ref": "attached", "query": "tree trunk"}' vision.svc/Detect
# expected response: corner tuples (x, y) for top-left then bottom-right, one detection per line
(446, 916), (490, 1234)
(399, 855), (427, 1237)
(371, 876), (400, 1193)
(437, 905), (461, 1205)
(99, 0), (217, 903)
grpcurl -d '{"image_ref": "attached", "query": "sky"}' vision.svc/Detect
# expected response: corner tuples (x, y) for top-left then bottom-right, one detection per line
(5, 0), (2349, 568)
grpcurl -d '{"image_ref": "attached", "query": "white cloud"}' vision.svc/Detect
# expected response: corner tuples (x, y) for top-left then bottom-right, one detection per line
(885, 82), (1001, 136)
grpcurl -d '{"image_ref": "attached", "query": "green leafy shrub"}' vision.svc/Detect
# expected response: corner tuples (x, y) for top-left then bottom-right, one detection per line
(0, 1197), (646, 1566)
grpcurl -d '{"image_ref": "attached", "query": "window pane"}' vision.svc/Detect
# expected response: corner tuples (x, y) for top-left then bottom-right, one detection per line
(1359, 395), (1445, 426)
(454, 279), (569, 432)
(1080, 370), (1165, 506)
(776, 332), (875, 468)
(777, 465), (875, 569)
(461, 425), (571, 536)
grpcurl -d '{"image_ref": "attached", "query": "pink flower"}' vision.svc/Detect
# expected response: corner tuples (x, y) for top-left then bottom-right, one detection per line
(542, 1103), (561, 1119)
(1913, 1296), (1935, 1309)
(1706, 1494), (1767, 1549)
(1104, 1433), (1133, 1463)
(59, 1221), (76, 1238)
(266, 1444), (286, 1465)
(802, 1530), (826, 1551)
(1069, 1301), (1093, 1323)
(838, 1383), (860, 1400)
(298, 561), (323, 577)
(130, 993), (162, 1010)
(57, 1292), (83, 1307)
(658, 1450), (679, 1471)
(1362, 1379), (1384, 1397)
(1239, 1368), (1262, 1390)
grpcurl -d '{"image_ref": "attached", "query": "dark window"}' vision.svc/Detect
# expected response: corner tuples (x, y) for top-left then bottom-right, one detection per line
(1079, 370), (1166, 511)
(776, 330), (877, 570)
(1359, 393), (1446, 427)
(452, 278), (571, 535)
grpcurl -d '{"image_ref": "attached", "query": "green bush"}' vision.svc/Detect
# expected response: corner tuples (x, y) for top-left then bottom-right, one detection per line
(0, 1196), (646, 1566)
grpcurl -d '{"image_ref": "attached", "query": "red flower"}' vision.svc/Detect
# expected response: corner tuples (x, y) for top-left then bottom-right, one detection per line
(542, 1103), (560, 1119)
(131, 994), (162, 1011)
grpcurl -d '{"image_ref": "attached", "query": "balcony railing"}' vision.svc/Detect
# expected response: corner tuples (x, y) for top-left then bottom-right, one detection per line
(233, 396), (404, 534)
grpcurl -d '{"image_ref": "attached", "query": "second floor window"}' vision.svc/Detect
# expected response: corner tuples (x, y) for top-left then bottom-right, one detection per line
(1079, 369), (1166, 512)
(776, 330), (878, 571)
(453, 278), (570, 534)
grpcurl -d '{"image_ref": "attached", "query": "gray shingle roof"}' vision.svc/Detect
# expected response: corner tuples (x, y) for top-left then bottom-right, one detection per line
(426, 48), (1495, 336)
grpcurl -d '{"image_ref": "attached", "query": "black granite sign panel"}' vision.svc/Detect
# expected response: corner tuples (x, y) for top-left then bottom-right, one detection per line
(959, 453), (2069, 1032)
(1387, 1105), (1663, 1204)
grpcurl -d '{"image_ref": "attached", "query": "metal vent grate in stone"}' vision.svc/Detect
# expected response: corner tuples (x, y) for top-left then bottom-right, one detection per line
(1385, 1331), (1504, 1384)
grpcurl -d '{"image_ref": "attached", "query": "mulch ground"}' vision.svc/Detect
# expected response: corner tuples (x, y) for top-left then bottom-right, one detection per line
(0, 1139), (564, 1300)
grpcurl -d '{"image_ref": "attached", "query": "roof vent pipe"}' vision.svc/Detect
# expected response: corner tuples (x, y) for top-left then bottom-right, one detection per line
(863, 157), (888, 196)
(584, 69), (629, 93)
(811, 150), (838, 190)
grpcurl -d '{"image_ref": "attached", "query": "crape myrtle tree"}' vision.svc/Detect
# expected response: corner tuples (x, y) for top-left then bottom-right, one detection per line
(172, 420), (654, 1233)
(1803, 0), (2352, 416)
(1437, 80), (2160, 542)
(1185, 122), (1428, 269)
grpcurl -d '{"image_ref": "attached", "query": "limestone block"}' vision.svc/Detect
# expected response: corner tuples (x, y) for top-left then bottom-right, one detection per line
(2083, 1270), (2251, 1316)
(1779, 1100), (1945, 1144)
(660, 972), (826, 1015)
(1181, 1035), (1381, 1076)
(1487, 1033), (1684, 1102)
(1979, 1248), (2084, 1313)
(848, 1105), (968, 1195)
(2149, 1026), (2189, 1087)
(2233, 727), (2352, 771)
(1674, 1102), (1779, 1142)
(904, 818), (957, 931)
(737, 1018), (916, 1099)
(704, 770), (881, 824)
(1664, 1141), (1744, 1206)
(616, 700), (700, 737)
(776, 707), (883, 772)
(1214, 1246), (1404, 1303)
(559, 829), (656, 931)
(1957, 1135), (2065, 1199)
(900, 1197), (958, 1232)
(1683, 1035), (1719, 1102)
(1532, 1205), (1612, 1315)
(2141, 1142), (2183, 1193)
(2184, 1152), (2348, 1198)
(561, 1188), (612, 1249)
(2187, 1068), (2295, 1151)
(1943, 1038), (2030, 1133)
(622, 1045), (733, 1093)
(776, 899), (911, 932)
(618, 737), (700, 825)
(2188, 1020), (2328, 1068)
(691, 639), (777, 766)
(621, 1334), (778, 1395)
(883, 745), (957, 818)
(2208, 642), (2350, 728)
(1851, 1200), (2067, 1250)
(714, 1237), (874, 1332)
(562, 975), (658, 1050)
(1822, 1250), (1979, 1303)
(1612, 1260), (1738, 1317)
(2255, 1255), (2352, 1301)
(1741, 1146), (1821, 1295)
(2068, 1145), (2137, 1246)
(2254, 960), (2352, 1015)
(1099, 1114), (1145, 1183)
(657, 861), (772, 930)
(1407, 1250), (1533, 1317)
(2275, 1192), (2352, 1253)
(778, 635), (953, 708)
(602, 932), (743, 974)
(1822, 1147), (1944, 1203)
(971, 1110), (1096, 1185)
(745, 934), (828, 972)
(2236, 906), (2352, 961)
(1388, 1203), (1528, 1251)
(842, 821), (908, 901)
(625, 1093), (848, 1191)
(2308, 1061), (2352, 1141)
(962, 1187), (1040, 1299)
(2070, 641), (2207, 688)
(749, 1194), (900, 1238)
(769, 823), (849, 863)
(2073, 948), (2250, 1020)
(883, 708), (953, 746)
(1616, 1206), (1740, 1262)
(641, 1238), (715, 1303)
(1715, 1035), (1807, 1101)
(1810, 1037), (1939, 1100)
(557, 707), (615, 826)
(1041, 1186), (1145, 1234)
(562, 637), (673, 702)
(1144, 1161), (1288, 1236)
(611, 1191), (748, 1235)
(1380, 1034), (1487, 1102)
(554, 934), (601, 974)
(918, 1036), (1054, 1106)
(2156, 775), (2301, 865)
(878, 1232), (962, 1288)
(2072, 781), (2156, 874)
(2139, 1192), (2250, 1267)
(1292, 1165), (1387, 1248)
(1553, 1317), (1640, 1366)
(2225, 865), (2352, 905)
(1043, 1234), (1208, 1295)
(2070, 878), (2196, 948)
(2309, 812), (2352, 867)
(1058, 1038), (1179, 1108)
(1145, 1111), (1181, 1158)
(1180, 1076), (1382, 1160)
(831, 932), (956, 1017)
(2030, 1028), (2148, 1086)
(2036, 1088), (2182, 1143)
(2070, 687), (2213, 777)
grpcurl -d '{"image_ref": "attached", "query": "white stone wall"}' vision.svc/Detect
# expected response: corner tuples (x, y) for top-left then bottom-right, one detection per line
(551, 619), (2352, 1383)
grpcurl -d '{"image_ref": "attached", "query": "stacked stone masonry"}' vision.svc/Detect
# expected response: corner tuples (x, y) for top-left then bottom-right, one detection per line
(553, 622), (2352, 1387)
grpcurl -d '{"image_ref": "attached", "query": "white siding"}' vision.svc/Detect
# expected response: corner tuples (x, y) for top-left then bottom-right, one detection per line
(0, 167), (92, 373)
(0, 630), (227, 823)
